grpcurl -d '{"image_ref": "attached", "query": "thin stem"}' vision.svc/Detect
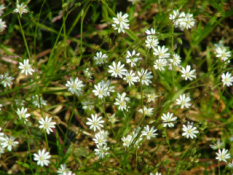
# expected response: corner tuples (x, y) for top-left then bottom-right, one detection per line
(18, 16), (31, 59)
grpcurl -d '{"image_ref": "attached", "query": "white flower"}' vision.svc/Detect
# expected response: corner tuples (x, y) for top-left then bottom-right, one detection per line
(137, 69), (153, 86)
(112, 12), (129, 33)
(83, 68), (93, 79)
(65, 171), (75, 175)
(123, 70), (139, 86)
(161, 112), (177, 127)
(0, 18), (6, 32)
(94, 144), (109, 158)
(176, 94), (191, 109)
(145, 28), (158, 40)
(169, 53), (181, 66)
(108, 61), (127, 78)
(0, 127), (4, 138)
(182, 122), (199, 139)
(147, 93), (158, 103)
(178, 13), (195, 30)
(150, 173), (162, 175)
(145, 38), (159, 49)
(0, 4), (5, 16)
(215, 47), (231, 62)
(154, 59), (167, 71)
(221, 72), (233, 87)
(169, 9), (180, 23)
(100, 80), (115, 96)
(138, 106), (154, 117)
(86, 114), (104, 132)
(1, 136), (18, 151)
(153, 46), (170, 59)
(39, 116), (56, 134)
(108, 113), (118, 124)
(180, 65), (196, 81)
(126, 50), (142, 67)
(65, 77), (85, 96)
(216, 148), (231, 162)
(32, 95), (47, 108)
(0, 104), (2, 111)
(0, 73), (14, 87)
(93, 82), (108, 99)
(94, 51), (108, 65)
(210, 139), (224, 150)
(16, 107), (30, 122)
(18, 59), (34, 76)
(114, 92), (130, 111)
(13, 1), (28, 16)
(93, 130), (108, 146)
(82, 100), (94, 110)
(228, 160), (233, 168)
(33, 149), (51, 167)
(122, 135), (133, 147)
(141, 125), (158, 140)
(57, 164), (70, 175)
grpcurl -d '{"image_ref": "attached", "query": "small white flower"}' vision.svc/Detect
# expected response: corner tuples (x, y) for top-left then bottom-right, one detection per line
(138, 106), (154, 117)
(178, 13), (195, 30)
(83, 68), (93, 79)
(182, 122), (199, 139)
(108, 61), (127, 78)
(32, 95), (47, 108)
(141, 125), (158, 140)
(13, 1), (28, 16)
(221, 72), (233, 87)
(112, 12), (129, 33)
(150, 173), (162, 175)
(215, 46), (231, 62)
(137, 69), (153, 86)
(180, 65), (196, 81)
(33, 149), (51, 167)
(114, 92), (130, 111)
(176, 94), (191, 109)
(39, 116), (56, 134)
(145, 28), (158, 40)
(92, 82), (108, 99)
(0, 4), (5, 16)
(0, 19), (6, 32)
(147, 93), (158, 103)
(18, 59), (34, 76)
(169, 9), (180, 23)
(123, 70), (139, 86)
(82, 100), (94, 110)
(126, 50), (142, 67)
(94, 144), (110, 158)
(210, 139), (224, 150)
(154, 58), (167, 71)
(108, 113), (118, 124)
(1, 136), (19, 151)
(153, 46), (170, 59)
(0, 73), (14, 87)
(57, 164), (70, 175)
(169, 53), (182, 66)
(94, 51), (108, 65)
(216, 148), (231, 162)
(145, 38), (159, 49)
(65, 77), (85, 96)
(93, 130), (108, 146)
(100, 80), (115, 96)
(122, 135), (133, 147)
(86, 114), (104, 132)
(161, 112), (177, 127)
(16, 107), (30, 122)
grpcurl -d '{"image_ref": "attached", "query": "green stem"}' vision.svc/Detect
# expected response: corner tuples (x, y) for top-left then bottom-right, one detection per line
(18, 16), (31, 59)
